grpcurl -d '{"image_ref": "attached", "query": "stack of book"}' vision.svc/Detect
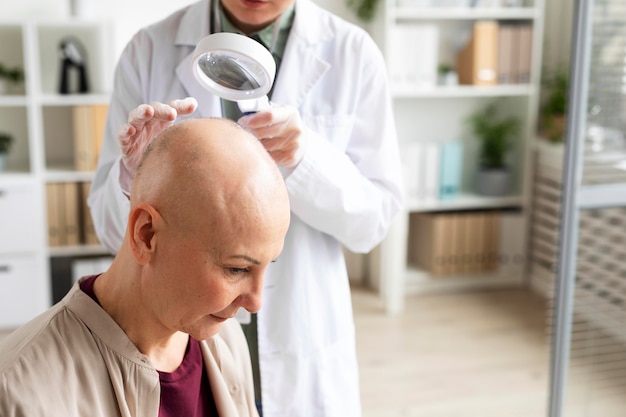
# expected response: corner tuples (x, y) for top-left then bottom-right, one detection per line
(407, 210), (526, 277)
(46, 181), (100, 247)
(388, 23), (439, 89)
(402, 140), (464, 202)
(73, 104), (108, 171)
(457, 20), (533, 86)
(408, 210), (500, 276)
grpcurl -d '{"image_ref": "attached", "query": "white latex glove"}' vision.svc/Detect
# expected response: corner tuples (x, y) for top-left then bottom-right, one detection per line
(118, 97), (198, 194)
(237, 103), (307, 171)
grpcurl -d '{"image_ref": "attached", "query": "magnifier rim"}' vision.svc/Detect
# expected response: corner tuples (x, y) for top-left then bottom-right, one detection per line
(192, 32), (277, 101)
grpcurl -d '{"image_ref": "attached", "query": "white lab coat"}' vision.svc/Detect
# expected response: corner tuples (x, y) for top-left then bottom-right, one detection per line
(88, 1), (404, 415)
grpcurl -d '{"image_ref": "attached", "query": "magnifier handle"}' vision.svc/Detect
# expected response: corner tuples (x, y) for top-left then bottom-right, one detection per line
(238, 96), (271, 115)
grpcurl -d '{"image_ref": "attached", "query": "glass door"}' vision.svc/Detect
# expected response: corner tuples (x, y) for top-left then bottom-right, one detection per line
(550, 1), (626, 416)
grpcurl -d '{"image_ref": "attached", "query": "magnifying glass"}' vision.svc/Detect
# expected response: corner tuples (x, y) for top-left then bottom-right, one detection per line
(192, 32), (276, 114)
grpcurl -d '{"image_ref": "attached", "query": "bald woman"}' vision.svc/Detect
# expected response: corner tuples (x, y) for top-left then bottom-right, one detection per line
(0, 118), (291, 417)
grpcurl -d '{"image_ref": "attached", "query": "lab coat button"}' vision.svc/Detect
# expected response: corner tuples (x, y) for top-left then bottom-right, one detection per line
(230, 385), (238, 394)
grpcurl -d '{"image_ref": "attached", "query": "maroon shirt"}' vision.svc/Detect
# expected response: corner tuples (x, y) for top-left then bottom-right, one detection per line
(80, 275), (219, 416)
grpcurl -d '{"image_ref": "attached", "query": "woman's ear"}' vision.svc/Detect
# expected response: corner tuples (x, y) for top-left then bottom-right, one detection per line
(128, 203), (160, 265)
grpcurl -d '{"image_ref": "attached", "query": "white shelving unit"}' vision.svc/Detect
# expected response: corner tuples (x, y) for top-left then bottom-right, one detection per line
(368, 1), (546, 314)
(0, 19), (113, 328)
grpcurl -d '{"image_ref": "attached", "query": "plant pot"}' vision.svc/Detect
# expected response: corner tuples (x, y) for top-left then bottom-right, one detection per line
(475, 168), (511, 196)
(540, 114), (566, 143)
(438, 71), (459, 86)
(0, 153), (7, 171)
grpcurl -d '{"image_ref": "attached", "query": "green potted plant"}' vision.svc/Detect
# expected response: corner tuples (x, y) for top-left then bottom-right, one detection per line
(438, 63), (459, 86)
(0, 63), (25, 94)
(346, 0), (380, 21)
(0, 132), (13, 171)
(539, 65), (568, 143)
(467, 103), (520, 196)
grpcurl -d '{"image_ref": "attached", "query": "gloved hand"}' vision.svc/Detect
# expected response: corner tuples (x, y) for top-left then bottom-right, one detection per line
(118, 97), (198, 193)
(237, 103), (307, 171)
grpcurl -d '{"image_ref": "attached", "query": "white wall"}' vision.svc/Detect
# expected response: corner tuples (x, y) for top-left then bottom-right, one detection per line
(0, 0), (359, 63)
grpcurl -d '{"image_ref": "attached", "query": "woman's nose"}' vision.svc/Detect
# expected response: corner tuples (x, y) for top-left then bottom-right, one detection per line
(238, 276), (264, 313)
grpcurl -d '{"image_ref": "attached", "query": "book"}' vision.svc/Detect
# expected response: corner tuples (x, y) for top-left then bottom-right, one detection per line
(92, 105), (108, 167)
(465, 211), (485, 273)
(498, 211), (526, 278)
(62, 182), (81, 246)
(497, 24), (514, 84)
(80, 181), (100, 245)
(439, 140), (463, 200)
(484, 211), (501, 271)
(457, 20), (499, 86)
(409, 212), (457, 276)
(449, 212), (466, 275)
(401, 142), (424, 200)
(516, 23), (533, 84)
(440, 213), (460, 275)
(458, 212), (473, 274)
(422, 142), (440, 202)
(46, 183), (62, 247)
(388, 24), (439, 89)
(73, 104), (108, 171)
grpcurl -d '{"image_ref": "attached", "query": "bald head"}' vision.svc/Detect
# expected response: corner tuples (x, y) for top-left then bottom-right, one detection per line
(129, 117), (289, 241)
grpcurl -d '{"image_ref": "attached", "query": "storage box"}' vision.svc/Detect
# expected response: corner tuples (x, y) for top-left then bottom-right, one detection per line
(408, 211), (500, 276)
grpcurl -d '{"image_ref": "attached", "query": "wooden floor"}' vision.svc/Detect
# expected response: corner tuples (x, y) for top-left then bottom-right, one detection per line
(352, 285), (552, 417)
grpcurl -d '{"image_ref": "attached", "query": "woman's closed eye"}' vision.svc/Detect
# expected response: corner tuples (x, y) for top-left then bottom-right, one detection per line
(227, 267), (250, 276)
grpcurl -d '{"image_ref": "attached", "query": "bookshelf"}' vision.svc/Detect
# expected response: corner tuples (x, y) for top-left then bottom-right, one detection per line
(368, 1), (546, 313)
(0, 19), (113, 327)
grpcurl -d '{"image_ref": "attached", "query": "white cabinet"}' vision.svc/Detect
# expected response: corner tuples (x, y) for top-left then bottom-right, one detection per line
(0, 180), (43, 253)
(0, 255), (48, 328)
(0, 19), (113, 328)
(368, 1), (546, 313)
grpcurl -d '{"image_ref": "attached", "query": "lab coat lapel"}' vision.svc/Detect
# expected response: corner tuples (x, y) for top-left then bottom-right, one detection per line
(271, 39), (328, 107)
(271, 0), (330, 107)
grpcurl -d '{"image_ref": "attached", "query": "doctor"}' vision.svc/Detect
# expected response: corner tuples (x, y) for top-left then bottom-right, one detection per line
(88, 0), (403, 415)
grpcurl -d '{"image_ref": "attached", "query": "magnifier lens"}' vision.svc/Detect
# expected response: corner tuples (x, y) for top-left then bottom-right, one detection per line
(192, 33), (276, 105)
(197, 53), (264, 91)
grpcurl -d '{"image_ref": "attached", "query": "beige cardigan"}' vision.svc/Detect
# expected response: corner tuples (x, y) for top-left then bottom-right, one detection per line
(0, 279), (259, 417)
